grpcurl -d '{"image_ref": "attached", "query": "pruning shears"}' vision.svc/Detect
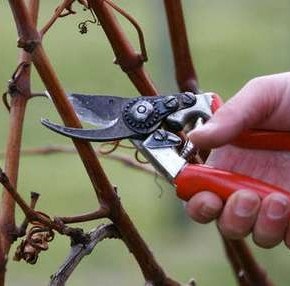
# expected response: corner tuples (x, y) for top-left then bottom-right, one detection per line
(42, 92), (290, 201)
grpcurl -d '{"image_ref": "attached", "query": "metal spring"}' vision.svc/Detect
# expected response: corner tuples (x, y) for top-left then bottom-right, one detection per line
(180, 139), (196, 160)
(180, 139), (203, 164)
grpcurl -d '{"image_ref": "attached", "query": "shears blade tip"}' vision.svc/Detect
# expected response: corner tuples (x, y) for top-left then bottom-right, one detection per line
(41, 118), (84, 139)
(41, 118), (70, 136)
(41, 118), (138, 142)
(44, 90), (51, 99)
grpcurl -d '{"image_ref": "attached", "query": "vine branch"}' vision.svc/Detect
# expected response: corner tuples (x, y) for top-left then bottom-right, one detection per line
(223, 238), (274, 286)
(49, 224), (120, 286)
(0, 145), (158, 176)
(0, 1), (40, 284)
(40, 0), (89, 36)
(2, 1), (273, 285)
(89, 0), (157, 96)
(163, 0), (198, 93)
(8, 0), (182, 284)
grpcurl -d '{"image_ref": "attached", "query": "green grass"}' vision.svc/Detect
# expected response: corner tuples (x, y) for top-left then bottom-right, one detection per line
(1, 0), (290, 285)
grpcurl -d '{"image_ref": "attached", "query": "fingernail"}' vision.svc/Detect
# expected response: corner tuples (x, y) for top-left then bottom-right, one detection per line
(266, 196), (289, 219)
(233, 192), (260, 218)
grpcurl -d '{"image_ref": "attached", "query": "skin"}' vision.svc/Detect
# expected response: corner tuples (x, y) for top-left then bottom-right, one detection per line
(187, 72), (290, 248)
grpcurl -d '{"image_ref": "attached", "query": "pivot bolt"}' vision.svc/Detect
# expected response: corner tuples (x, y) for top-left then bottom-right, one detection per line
(137, 105), (147, 113)
(164, 96), (178, 109)
(130, 100), (154, 122)
(182, 92), (196, 106)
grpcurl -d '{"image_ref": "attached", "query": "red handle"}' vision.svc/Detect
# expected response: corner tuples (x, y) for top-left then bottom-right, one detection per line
(233, 129), (290, 151)
(174, 164), (290, 201)
(210, 93), (223, 113)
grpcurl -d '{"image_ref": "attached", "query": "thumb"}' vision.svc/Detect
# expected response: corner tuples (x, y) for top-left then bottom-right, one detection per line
(189, 74), (284, 149)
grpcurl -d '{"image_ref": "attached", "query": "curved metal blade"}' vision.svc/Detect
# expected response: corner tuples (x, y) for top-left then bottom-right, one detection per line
(42, 92), (198, 142)
(67, 93), (128, 127)
(41, 118), (139, 142)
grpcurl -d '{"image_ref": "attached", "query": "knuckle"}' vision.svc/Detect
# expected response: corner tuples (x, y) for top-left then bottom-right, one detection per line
(218, 222), (248, 239)
(245, 74), (281, 102)
(246, 75), (270, 89)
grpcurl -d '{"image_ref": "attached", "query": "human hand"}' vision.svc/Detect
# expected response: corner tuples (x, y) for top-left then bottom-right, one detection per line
(187, 72), (290, 248)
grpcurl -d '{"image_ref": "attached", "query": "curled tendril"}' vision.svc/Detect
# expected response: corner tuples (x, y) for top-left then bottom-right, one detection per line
(14, 212), (55, 265)
(99, 140), (135, 155)
(154, 172), (165, 199)
(99, 141), (120, 154)
(14, 224), (55, 265)
(99, 141), (148, 164)
(134, 150), (149, 164)
(2, 92), (11, 112)
(102, 0), (148, 62)
(2, 62), (30, 112)
(11, 61), (30, 80)
(78, 8), (97, 34)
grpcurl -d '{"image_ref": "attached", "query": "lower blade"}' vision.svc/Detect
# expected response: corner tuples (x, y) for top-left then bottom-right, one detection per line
(41, 118), (139, 141)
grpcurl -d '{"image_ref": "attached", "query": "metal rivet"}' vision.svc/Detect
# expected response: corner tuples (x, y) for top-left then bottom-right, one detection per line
(182, 92), (196, 106)
(164, 96), (178, 109)
(137, 105), (147, 113)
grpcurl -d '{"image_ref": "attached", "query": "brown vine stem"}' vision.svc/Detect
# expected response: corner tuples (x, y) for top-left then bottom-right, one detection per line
(40, 0), (75, 36)
(163, 0), (199, 93)
(223, 239), (274, 286)
(87, 1), (181, 284)
(17, 192), (40, 237)
(57, 208), (109, 224)
(222, 237), (252, 286)
(0, 169), (49, 228)
(9, 0), (180, 284)
(0, 1), (39, 284)
(89, 0), (158, 96)
(0, 168), (99, 244)
(103, 0), (148, 62)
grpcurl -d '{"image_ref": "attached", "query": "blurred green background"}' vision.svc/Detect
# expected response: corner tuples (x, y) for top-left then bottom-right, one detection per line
(1, 0), (290, 285)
